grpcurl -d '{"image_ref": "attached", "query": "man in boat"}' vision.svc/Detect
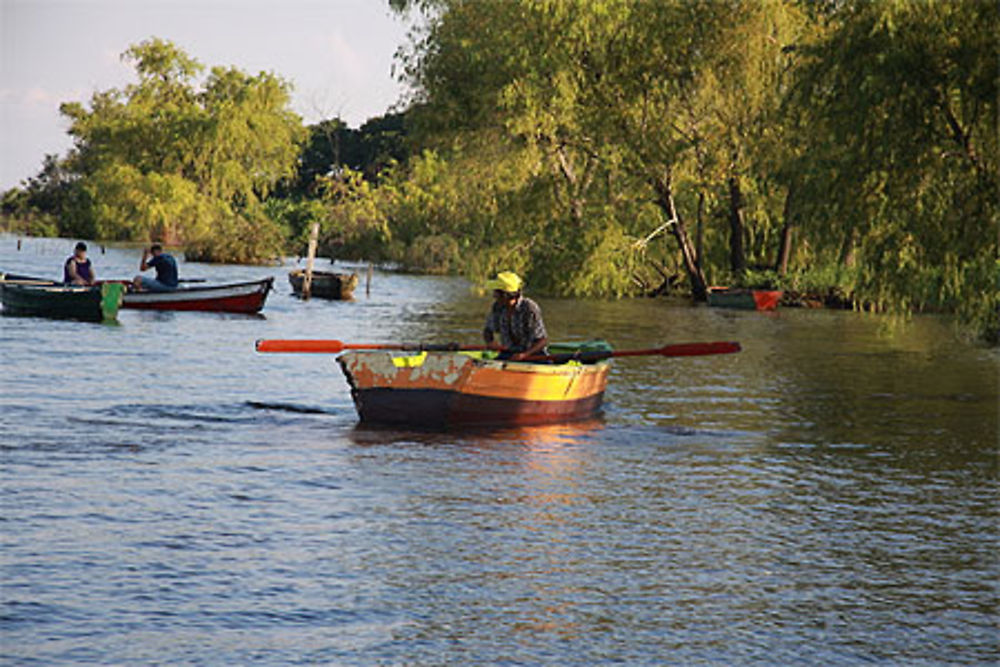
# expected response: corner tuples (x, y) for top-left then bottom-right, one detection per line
(133, 243), (179, 292)
(483, 271), (549, 361)
(64, 242), (96, 285)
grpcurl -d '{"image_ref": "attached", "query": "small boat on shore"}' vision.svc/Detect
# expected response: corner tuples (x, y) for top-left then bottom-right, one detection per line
(707, 286), (783, 311)
(0, 273), (123, 322)
(121, 277), (274, 313)
(338, 341), (613, 428)
(288, 269), (358, 300)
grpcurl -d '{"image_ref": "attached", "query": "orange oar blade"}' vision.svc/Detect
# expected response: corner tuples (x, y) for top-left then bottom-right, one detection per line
(658, 341), (741, 357)
(255, 339), (346, 353)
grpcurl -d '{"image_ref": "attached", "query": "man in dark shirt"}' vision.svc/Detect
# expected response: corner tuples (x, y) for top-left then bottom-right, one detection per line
(64, 241), (96, 285)
(483, 271), (548, 361)
(133, 243), (179, 292)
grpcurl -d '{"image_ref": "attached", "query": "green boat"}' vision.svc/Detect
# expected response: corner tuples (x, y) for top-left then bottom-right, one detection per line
(0, 274), (123, 322)
(707, 286), (782, 311)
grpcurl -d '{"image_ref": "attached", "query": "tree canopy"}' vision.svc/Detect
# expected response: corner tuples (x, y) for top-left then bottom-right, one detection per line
(2, 4), (997, 340)
(39, 38), (304, 262)
(383, 0), (997, 337)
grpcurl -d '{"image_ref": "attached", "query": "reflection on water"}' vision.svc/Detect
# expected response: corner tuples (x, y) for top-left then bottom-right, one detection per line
(1, 236), (997, 664)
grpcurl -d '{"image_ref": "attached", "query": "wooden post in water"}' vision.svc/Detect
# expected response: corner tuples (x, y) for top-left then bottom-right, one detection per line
(366, 263), (373, 297)
(303, 222), (319, 300)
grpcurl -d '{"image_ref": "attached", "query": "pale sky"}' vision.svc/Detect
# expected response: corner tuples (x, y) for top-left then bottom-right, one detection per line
(0, 0), (415, 190)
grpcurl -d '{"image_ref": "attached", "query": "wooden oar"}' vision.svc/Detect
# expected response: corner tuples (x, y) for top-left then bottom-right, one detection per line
(255, 338), (740, 359)
(524, 341), (742, 363)
(255, 339), (491, 353)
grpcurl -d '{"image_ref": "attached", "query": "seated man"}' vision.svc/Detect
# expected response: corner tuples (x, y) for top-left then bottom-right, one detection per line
(133, 243), (179, 292)
(483, 271), (548, 361)
(64, 241), (96, 285)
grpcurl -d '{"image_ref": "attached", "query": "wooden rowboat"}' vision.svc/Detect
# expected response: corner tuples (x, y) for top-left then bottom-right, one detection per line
(288, 270), (358, 300)
(337, 341), (612, 428)
(122, 277), (274, 313)
(707, 286), (782, 311)
(0, 273), (123, 322)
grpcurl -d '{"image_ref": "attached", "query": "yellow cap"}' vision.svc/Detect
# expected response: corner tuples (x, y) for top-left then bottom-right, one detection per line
(485, 271), (523, 293)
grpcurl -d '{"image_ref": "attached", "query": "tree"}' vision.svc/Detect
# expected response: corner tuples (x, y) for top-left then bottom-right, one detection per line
(57, 38), (305, 262)
(790, 0), (998, 335)
(394, 0), (683, 297)
(289, 111), (411, 198)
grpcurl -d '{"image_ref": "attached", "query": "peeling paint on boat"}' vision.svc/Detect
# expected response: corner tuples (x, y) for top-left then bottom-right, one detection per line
(337, 347), (611, 427)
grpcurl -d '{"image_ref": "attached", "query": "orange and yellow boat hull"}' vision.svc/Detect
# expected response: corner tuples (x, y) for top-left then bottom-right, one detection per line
(337, 349), (610, 427)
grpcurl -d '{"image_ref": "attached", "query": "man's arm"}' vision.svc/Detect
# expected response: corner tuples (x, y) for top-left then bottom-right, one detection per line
(510, 301), (548, 360)
(483, 308), (501, 347)
(139, 248), (151, 272)
(511, 336), (548, 361)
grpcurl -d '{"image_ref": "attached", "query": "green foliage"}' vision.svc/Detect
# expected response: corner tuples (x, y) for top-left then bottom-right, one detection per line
(41, 37), (304, 262)
(0, 186), (60, 237)
(789, 0), (998, 339)
(5, 6), (996, 341)
(382, 0), (998, 341)
(184, 207), (287, 264)
(402, 234), (460, 274)
(278, 112), (411, 198)
(315, 167), (392, 261)
(262, 197), (327, 251)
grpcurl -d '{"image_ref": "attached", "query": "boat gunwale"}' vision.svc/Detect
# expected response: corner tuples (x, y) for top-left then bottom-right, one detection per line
(340, 349), (611, 376)
(1, 274), (273, 296)
(121, 276), (274, 296)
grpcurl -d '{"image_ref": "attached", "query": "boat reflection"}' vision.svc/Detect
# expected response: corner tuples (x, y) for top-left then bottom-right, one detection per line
(347, 417), (606, 451)
(348, 417), (606, 643)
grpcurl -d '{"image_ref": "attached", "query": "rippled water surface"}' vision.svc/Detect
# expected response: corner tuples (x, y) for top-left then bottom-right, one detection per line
(2, 237), (997, 664)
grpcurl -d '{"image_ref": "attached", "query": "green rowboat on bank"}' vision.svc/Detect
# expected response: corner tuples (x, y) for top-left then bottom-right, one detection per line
(0, 274), (123, 322)
(707, 287), (783, 311)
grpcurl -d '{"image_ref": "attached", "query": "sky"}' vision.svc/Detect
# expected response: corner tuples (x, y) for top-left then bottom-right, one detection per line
(0, 0), (415, 190)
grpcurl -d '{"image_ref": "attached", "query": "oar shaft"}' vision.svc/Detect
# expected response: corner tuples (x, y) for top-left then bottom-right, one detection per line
(524, 341), (741, 363)
(625, 341), (741, 357)
(255, 339), (741, 359)
(255, 339), (492, 353)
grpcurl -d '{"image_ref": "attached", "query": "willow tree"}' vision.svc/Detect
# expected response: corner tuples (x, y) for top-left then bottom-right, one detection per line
(393, 0), (814, 298)
(791, 1), (998, 337)
(59, 38), (305, 262)
(395, 0), (692, 296)
(574, 0), (818, 294)
(392, 1), (563, 282)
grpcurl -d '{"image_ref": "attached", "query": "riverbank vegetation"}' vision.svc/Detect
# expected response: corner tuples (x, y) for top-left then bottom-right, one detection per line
(2, 2), (997, 340)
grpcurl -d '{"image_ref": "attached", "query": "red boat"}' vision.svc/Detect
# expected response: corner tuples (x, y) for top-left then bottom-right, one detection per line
(122, 277), (274, 313)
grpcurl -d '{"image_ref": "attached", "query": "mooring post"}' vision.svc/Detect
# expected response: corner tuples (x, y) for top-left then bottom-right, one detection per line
(303, 222), (319, 300)
(366, 263), (373, 297)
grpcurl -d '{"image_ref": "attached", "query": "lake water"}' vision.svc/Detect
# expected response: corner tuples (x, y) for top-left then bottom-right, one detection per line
(1, 236), (997, 664)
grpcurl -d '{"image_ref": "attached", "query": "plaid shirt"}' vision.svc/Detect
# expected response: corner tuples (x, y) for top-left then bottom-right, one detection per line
(484, 296), (547, 351)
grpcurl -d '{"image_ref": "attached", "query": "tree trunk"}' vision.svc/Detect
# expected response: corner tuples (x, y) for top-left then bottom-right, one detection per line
(652, 172), (708, 301)
(776, 225), (793, 275)
(695, 189), (705, 272)
(839, 226), (856, 267)
(553, 143), (592, 227)
(728, 175), (747, 275)
(775, 187), (794, 275)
